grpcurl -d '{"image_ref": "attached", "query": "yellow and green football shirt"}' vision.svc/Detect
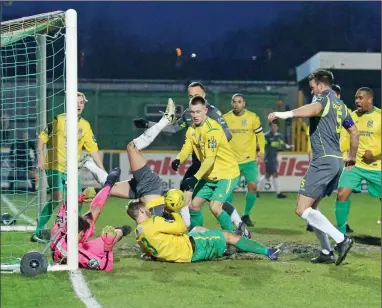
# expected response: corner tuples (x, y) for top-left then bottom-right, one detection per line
(38, 113), (99, 173)
(135, 213), (193, 263)
(352, 107), (381, 171)
(178, 117), (240, 181)
(223, 110), (263, 164)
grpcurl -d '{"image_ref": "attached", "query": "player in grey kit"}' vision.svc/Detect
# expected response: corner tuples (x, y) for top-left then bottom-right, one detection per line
(133, 82), (249, 237)
(268, 69), (359, 266)
(257, 122), (293, 198)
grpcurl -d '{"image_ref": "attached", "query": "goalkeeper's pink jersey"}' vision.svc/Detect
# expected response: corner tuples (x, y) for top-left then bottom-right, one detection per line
(50, 203), (114, 272)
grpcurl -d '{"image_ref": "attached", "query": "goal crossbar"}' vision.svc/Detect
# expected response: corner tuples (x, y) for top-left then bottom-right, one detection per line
(1, 11), (65, 47)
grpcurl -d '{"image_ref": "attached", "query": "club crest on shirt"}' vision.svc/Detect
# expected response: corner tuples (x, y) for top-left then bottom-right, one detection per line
(241, 119), (247, 126)
(78, 128), (83, 135)
(208, 136), (217, 151)
(367, 120), (373, 128)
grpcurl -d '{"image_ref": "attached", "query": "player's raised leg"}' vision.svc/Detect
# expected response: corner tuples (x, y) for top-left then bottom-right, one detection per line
(133, 98), (176, 150)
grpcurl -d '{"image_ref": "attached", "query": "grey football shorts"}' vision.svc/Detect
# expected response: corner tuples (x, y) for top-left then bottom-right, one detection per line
(299, 157), (343, 199)
(127, 164), (163, 199)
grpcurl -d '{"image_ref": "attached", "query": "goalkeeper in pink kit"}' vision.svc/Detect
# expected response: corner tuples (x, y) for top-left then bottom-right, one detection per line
(50, 168), (131, 272)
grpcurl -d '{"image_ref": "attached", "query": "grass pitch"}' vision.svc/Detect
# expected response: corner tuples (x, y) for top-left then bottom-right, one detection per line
(1, 192), (381, 308)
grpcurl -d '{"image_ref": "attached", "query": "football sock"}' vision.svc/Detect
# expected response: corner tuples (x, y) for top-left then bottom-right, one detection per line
(301, 208), (345, 243)
(244, 192), (257, 216)
(335, 200), (350, 234)
(35, 200), (60, 235)
(272, 178), (281, 195)
(313, 226), (332, 253)
(190, 210), (204, 230)
(180, 205), (191, 228)
(257, 176), (267, 190)
(133, 117), (169, 150)
(84, 159), (108, 185)
(222, 202), (242, 228)
(217, 211), (234, 231)
(234, 237), (268, 255)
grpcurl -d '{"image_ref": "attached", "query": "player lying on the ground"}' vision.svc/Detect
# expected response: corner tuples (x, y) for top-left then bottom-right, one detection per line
(127, 200), (281, 262)
(84, 96), (249, 237)
(257, 121), (293, 199)
(82, 97), (176, 218)
(268, 69), (359, 266)
(134, 82), (245, 231)
(50, 168), (131, 272)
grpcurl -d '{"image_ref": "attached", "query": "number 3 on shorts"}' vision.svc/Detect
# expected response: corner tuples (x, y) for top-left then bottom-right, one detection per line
(141, 237), (158, 256)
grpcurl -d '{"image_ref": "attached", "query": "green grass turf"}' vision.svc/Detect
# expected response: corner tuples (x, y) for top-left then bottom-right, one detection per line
(1, 192), (381, 308)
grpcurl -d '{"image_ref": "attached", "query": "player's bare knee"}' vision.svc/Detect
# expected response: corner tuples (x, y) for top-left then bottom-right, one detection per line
(126, 141), (136, 153)
(209, 201), (223, 216)
(337, 188), (351, 202)
(272, 173), (278, 178)
(295, 205), (305, 217)
(247, 182), (257, 193)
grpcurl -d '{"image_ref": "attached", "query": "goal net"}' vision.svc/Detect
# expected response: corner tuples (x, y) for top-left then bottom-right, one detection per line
(1, 10), (79, 273)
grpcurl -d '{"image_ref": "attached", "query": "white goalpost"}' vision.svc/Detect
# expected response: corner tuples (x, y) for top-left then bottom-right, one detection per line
(1, 9), (78, 274)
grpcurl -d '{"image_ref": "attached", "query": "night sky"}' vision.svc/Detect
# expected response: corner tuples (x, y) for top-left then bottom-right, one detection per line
(3, 1), (305, 57)
(2, 1), (380, 59)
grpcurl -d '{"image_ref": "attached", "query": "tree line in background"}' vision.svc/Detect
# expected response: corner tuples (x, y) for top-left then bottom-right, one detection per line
(2, 2), (381, 81)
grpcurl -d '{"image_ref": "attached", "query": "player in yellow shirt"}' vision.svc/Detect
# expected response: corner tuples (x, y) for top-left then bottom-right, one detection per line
(336, 87), (381, 234)
(176, 96), (240, 232)
(32, 92), (106, 243)
(126, 200), (281, 262)
(223, 94), (265, 226)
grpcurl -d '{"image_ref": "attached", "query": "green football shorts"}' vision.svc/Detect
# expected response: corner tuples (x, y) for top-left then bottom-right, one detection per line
(46, 169), (82, 196)
(239, 160), (258, 183)
(189, 229), (227, 262)
(193, 176), (240, 203)
(338, 166), (381, 198)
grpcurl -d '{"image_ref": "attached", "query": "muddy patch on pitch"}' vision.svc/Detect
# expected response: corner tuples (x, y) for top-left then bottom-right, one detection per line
(117, 239), (380, 261)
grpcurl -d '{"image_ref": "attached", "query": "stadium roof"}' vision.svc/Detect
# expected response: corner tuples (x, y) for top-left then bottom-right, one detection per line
(296, 52), (381, 82)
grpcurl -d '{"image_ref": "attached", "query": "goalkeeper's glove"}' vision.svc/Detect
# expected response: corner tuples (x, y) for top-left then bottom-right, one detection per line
(78, 187), (97, 203)
(101, 226), (118, 252)
(180, 176), (198, 192)
(171, 159), (180, 171)
(133, 118), (149, 129)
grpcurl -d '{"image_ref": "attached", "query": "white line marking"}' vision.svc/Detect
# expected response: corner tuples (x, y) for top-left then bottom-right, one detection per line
(69, 270), (102, 308)
(1, 195), (36, 225)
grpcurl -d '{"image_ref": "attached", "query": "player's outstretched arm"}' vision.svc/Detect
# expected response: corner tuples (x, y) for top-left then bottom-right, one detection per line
(156, 213), (188, 235)
(268, 102), (323, 121)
